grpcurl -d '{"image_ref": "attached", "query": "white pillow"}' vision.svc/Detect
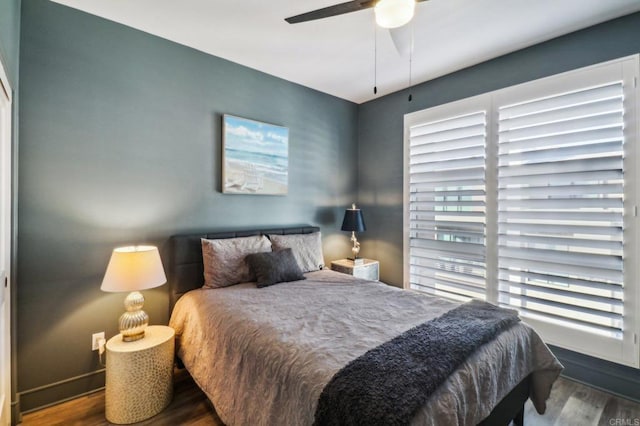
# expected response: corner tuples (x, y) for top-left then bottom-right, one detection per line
(201, 235), (272, 288)
(268, 232), (324, 273)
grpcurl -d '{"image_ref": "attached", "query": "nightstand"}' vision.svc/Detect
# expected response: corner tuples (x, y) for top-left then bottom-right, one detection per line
(331, 259), (379, 281)
(105, 325), (175, 424)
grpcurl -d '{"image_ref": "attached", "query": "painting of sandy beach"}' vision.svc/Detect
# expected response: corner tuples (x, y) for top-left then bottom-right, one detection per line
(222, 115), (289, 195)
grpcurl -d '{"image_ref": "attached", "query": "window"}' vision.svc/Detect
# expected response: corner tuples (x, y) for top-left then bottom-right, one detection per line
(404, 56), (640, 366)
(407, 106), (487, 302)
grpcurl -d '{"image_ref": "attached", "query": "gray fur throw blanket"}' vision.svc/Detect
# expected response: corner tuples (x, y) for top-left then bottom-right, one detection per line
(314, 300), (520, 426)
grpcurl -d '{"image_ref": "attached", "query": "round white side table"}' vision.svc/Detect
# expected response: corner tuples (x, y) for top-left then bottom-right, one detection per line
(105, 325), (175, 424)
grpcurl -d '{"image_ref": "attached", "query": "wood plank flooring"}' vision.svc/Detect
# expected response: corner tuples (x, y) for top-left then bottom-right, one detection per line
(20, 369), (224, 426)
(525, 377), (640, 426)
(20, 370), (640, 425)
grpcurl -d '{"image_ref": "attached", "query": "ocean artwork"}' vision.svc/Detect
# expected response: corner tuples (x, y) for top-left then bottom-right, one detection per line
(222, 115), (289, 195)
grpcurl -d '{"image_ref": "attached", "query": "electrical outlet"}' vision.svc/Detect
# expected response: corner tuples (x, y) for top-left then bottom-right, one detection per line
(92, 332), (105, 351)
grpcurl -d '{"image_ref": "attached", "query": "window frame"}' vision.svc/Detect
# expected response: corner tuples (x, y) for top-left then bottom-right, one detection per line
(403, 54), (640, 367)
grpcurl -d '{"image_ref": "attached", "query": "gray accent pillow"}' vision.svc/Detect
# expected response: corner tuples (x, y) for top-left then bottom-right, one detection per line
(246, 248), (306, 288)
(201, 235), (272, 288)
(268, 232), (324, 273)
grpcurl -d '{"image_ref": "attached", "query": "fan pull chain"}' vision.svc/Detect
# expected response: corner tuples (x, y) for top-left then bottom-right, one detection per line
(408, 21), (414, 102)
(373, 18), (378, 95)
(408, 51), (412, 102)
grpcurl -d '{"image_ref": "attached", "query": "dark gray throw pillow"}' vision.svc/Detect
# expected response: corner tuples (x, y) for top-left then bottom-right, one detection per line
(246, 248), (306, 288)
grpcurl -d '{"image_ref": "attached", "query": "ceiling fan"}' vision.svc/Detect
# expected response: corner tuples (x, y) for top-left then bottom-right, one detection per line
(286, 0), (427, 98)
(285, 0), (428, 29)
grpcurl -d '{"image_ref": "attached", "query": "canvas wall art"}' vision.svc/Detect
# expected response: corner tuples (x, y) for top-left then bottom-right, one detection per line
(222, 115), (289, 195)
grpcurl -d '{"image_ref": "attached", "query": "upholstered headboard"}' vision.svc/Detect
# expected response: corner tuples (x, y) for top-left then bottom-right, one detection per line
(168, 225), (320, 312)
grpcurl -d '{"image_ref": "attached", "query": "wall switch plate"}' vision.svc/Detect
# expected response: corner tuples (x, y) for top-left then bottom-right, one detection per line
(92, 332), (105, 351)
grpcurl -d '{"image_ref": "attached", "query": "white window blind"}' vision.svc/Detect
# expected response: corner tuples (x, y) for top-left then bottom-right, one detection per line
(404, 55), (640, 366)
(408, 111), (487, 301)
(497, 82), (625, 340)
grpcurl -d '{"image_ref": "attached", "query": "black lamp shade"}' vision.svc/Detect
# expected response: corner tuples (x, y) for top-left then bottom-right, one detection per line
(341, 208), (366, 233)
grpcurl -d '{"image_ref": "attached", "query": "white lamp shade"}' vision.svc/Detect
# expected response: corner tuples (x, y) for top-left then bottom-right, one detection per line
(374, 0), (416, 29)
(101, 245), (167, 292)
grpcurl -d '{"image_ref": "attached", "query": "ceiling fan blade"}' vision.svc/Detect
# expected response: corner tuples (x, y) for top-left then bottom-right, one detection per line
(285, 0), (376, 24)
(389, 0), (429, 55)
(389, 25), (411, 56)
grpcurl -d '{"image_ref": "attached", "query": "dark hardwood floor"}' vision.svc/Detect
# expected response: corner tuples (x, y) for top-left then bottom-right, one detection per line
(20, 369), (224, 426)
(20, 369), (640, 425)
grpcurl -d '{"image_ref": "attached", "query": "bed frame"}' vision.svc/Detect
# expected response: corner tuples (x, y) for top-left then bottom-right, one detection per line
(168, 225), (320, 311)
(168, 225), (529, 426)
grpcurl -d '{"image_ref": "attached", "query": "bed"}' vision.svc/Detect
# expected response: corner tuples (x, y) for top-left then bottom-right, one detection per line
(167, 226), (562, 426)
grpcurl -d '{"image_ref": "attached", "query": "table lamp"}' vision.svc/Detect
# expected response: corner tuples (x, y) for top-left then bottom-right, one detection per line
(341, 203), (366, 261)
(101, 245), (167, 342)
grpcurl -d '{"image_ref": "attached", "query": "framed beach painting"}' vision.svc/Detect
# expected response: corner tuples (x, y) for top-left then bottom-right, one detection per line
(222, 115), (289, 195)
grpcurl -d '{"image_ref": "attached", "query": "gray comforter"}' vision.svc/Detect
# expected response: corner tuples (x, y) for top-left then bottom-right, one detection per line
(169, 270), (562, 426)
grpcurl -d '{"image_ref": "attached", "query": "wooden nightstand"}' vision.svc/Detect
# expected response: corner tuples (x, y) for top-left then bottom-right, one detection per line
(105, 325), (175, 424)
(331, 259), (379, 281)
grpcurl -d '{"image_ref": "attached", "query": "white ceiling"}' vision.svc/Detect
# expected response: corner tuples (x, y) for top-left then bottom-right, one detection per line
(51, 0), (640, 104)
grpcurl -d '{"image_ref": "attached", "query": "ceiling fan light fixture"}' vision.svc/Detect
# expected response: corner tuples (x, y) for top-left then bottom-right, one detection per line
(374, 0), (416, 29)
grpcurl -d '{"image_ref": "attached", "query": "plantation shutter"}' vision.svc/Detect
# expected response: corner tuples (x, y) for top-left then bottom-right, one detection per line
(496, 81), (625, 339)
(406, 57), (639, 365)
(408, 111), (487, 301)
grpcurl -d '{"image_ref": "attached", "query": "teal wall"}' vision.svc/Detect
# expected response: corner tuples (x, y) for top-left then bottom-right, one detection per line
(357, 12), (640, 400)
(18, 0), (358, 411)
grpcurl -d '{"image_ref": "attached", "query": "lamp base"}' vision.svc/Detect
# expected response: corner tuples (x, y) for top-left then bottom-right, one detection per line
(121, 329), (145, 342)
(119, 291), (149, 342)
(348, 257), (364, 266)
(350, 231), (361, 259)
